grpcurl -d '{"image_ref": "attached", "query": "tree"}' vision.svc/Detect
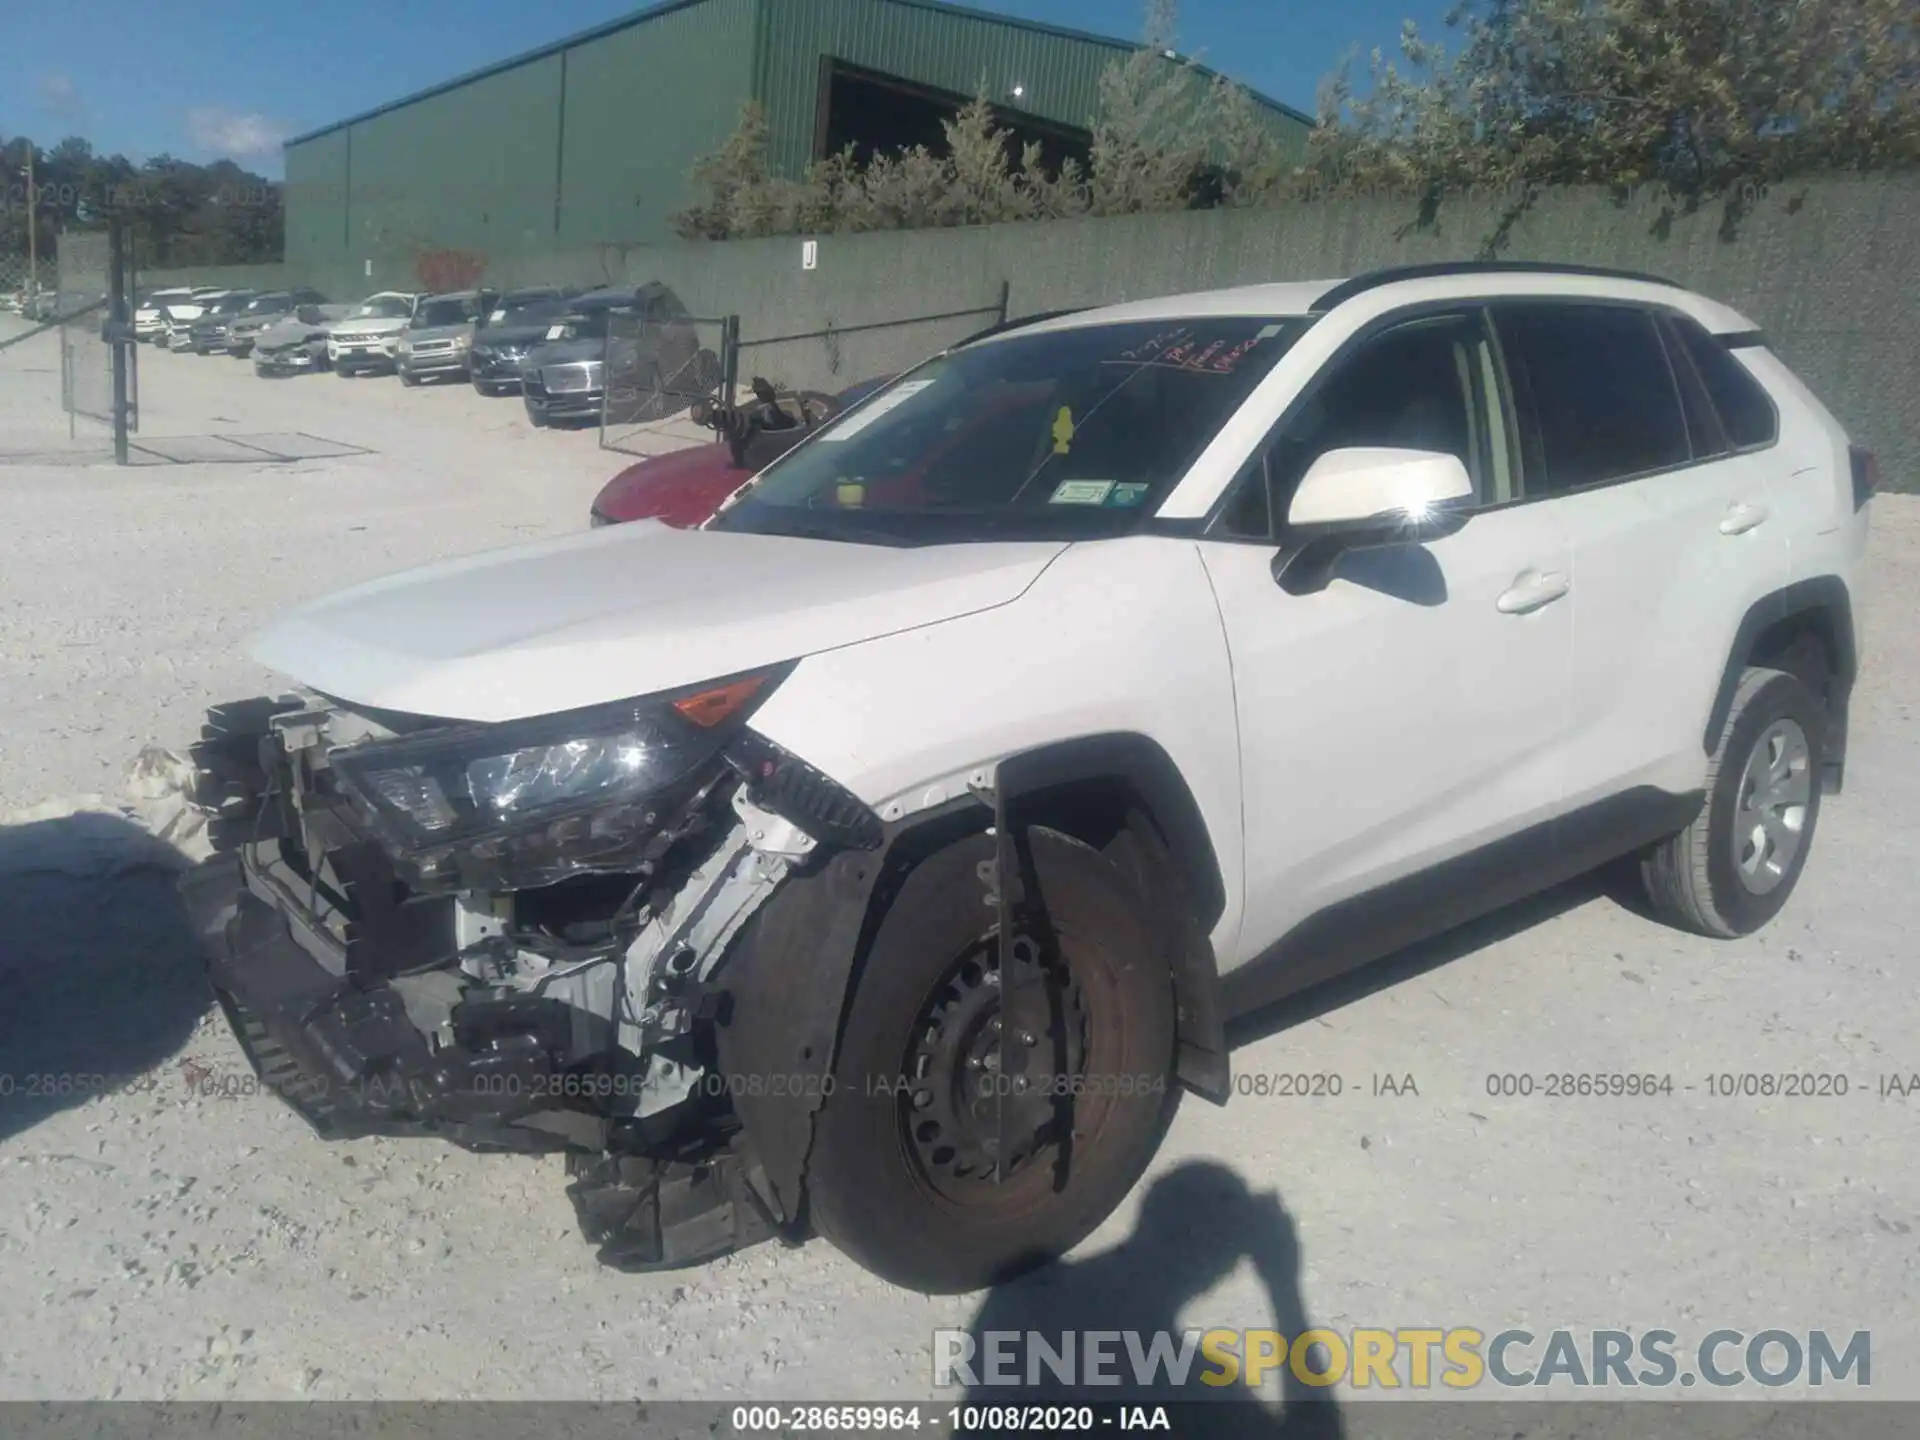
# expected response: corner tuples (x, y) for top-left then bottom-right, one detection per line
(0, 130), (283, 272)
(673, 102), (777, 240)
(1310, 0), (1920, 243)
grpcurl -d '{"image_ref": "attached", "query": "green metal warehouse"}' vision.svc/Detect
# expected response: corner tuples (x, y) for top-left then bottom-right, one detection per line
(282, 0), (1311, 286)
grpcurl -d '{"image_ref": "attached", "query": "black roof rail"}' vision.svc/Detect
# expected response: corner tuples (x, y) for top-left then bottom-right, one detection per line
(1309, 260), (1683, 314)
(951, 307), (1089, 349)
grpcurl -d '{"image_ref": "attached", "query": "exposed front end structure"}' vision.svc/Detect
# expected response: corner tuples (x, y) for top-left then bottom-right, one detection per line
(180, 682), (879, 1269)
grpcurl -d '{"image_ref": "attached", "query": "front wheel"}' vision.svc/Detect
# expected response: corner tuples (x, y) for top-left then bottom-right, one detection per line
(804, 828), (1179, 1294)
(1639, 666), (1825, 937)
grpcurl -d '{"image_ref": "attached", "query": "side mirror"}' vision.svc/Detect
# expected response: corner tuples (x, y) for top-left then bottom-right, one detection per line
(1273, 447), (1474, 595)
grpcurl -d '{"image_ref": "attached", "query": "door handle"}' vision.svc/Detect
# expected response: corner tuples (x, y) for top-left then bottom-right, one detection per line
(1496, 569), (1571, 615)
(1719, 501), (1771, 536)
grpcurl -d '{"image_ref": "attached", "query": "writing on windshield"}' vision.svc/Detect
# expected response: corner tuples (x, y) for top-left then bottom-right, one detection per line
(714, 315), (1307, 543)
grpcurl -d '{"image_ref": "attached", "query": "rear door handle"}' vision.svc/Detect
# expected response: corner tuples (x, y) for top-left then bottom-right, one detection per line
(1496, 569), (1571, 615)
(1720, 501), (1771, 536)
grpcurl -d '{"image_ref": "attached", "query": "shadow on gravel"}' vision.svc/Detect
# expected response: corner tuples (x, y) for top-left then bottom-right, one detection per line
(0, 813), (209, 1142)
(961, 1161), (1342, 1438)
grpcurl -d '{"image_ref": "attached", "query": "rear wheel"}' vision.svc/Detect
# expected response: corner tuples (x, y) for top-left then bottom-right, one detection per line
(804, 828), (1179, 1293)
(1639, 666), (1825, 937)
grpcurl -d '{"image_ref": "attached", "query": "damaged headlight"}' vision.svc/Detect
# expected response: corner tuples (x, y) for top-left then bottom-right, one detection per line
(329, 671), (781, 891)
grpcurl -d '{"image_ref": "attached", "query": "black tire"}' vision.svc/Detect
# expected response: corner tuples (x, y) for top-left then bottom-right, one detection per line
(526, 405), (549, 429)
(805, 828), (1180, 1294)
(473, 381), (497, 397)
(399, 369), (419, 387)
(1639, 666), (1825, 938)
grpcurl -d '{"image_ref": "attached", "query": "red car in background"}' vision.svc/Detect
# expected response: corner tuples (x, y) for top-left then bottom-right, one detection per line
(590, 376), (891, 527)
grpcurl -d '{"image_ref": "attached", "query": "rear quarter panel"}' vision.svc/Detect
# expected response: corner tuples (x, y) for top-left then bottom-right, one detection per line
(1739, 348), (1871, 593)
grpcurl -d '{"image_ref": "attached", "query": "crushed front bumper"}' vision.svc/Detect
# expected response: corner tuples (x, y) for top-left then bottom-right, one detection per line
(254, 348), (318, 375)
(182, 849), (784, 1265)
(176, 693), (828, 1268)
(180, 852), (592, 1153)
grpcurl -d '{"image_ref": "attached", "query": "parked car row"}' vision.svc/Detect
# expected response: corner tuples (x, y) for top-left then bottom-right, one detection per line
(138, 280), (725, 435)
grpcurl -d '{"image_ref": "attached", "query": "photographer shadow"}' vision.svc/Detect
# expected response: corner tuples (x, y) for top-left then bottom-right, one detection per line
(0, 813), (209, 1142)
(962, 1161), (1343, 1438)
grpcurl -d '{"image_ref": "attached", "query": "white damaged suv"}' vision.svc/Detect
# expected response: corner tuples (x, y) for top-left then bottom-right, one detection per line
(181, 262), (1874, 1294)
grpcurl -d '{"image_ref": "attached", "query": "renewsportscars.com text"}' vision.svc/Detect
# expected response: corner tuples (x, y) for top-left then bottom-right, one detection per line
(933, 1327), (1871, 1392)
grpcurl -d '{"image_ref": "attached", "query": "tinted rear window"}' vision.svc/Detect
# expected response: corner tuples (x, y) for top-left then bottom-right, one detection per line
(1671, 316), (1778, 450)
(1497, 303), (1690, 490)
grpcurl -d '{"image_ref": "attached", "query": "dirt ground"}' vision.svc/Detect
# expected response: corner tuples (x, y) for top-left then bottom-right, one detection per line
(1, 314), (1916, 1408)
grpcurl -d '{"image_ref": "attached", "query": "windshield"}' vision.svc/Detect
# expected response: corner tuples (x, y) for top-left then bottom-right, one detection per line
(350, 295), (413, 320)
(244, 294), (291, 314)
(489, 295), (561, 327)
(209, 294), (251, 315)
(414, 297), (476, 328)
(545, 308), (612, 342)
(711, 316), (1307, 544)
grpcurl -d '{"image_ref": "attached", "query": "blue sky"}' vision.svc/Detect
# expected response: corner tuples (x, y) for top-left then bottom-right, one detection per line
(0, 0), (1452, 176)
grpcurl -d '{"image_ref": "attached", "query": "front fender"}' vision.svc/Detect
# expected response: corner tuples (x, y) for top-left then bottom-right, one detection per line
(746, 536), (1247, 963)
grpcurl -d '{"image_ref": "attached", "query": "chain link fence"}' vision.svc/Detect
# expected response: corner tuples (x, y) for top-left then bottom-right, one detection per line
(596, 288), (1011, 458)
(55, 231), (121, 427)
(0, 253), (57, 299)
(730, 288), (1009, 402)
(597, 310), (732, 457)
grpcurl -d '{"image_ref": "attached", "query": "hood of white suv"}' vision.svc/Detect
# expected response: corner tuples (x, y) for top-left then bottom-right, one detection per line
(251, 521), (1067, 722)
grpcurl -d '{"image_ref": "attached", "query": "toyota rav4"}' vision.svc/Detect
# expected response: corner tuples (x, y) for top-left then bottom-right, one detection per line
(180, 263), (1873, 1295)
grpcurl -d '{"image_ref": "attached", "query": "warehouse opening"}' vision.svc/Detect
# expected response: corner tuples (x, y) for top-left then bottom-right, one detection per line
(813, 59), (1092, 176)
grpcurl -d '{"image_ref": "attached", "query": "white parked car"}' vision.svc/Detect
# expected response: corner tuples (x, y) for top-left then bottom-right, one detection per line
(181, 263), (1873, 1295)
(326, 291), (422, 376)
(134, 288), (202, 342)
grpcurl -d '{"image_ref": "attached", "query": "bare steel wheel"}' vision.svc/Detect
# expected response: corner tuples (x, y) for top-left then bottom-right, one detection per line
(901, 931), (1089, 1193)
(1640, 667), (1825, 937)
(804, 828), (1179, 1293)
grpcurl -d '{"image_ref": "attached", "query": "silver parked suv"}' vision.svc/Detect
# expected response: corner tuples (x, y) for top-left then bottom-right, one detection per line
(396, 289), (498, 386)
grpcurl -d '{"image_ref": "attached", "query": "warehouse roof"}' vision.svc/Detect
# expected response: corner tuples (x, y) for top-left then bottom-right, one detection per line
(284, 0), (1314, 148)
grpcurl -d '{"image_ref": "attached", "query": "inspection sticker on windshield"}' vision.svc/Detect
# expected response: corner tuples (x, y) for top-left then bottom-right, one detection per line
(817, 380), (936, 441)
(1108, 482), (1151, 507)
(1049, 480), (1115, 506)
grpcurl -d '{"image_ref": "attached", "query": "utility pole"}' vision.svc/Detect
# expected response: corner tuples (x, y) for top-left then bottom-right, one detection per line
(25, 141), (37, 297)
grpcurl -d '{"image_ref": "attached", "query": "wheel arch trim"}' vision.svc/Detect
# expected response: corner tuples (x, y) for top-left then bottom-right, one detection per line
(1703, 576), (1855, 785)
(994, 731), (1233, 1104)
(993, 731), (1228, 931)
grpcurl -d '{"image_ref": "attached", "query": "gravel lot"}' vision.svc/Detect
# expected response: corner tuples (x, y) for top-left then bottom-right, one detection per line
(1, 314), (1916, 1409)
